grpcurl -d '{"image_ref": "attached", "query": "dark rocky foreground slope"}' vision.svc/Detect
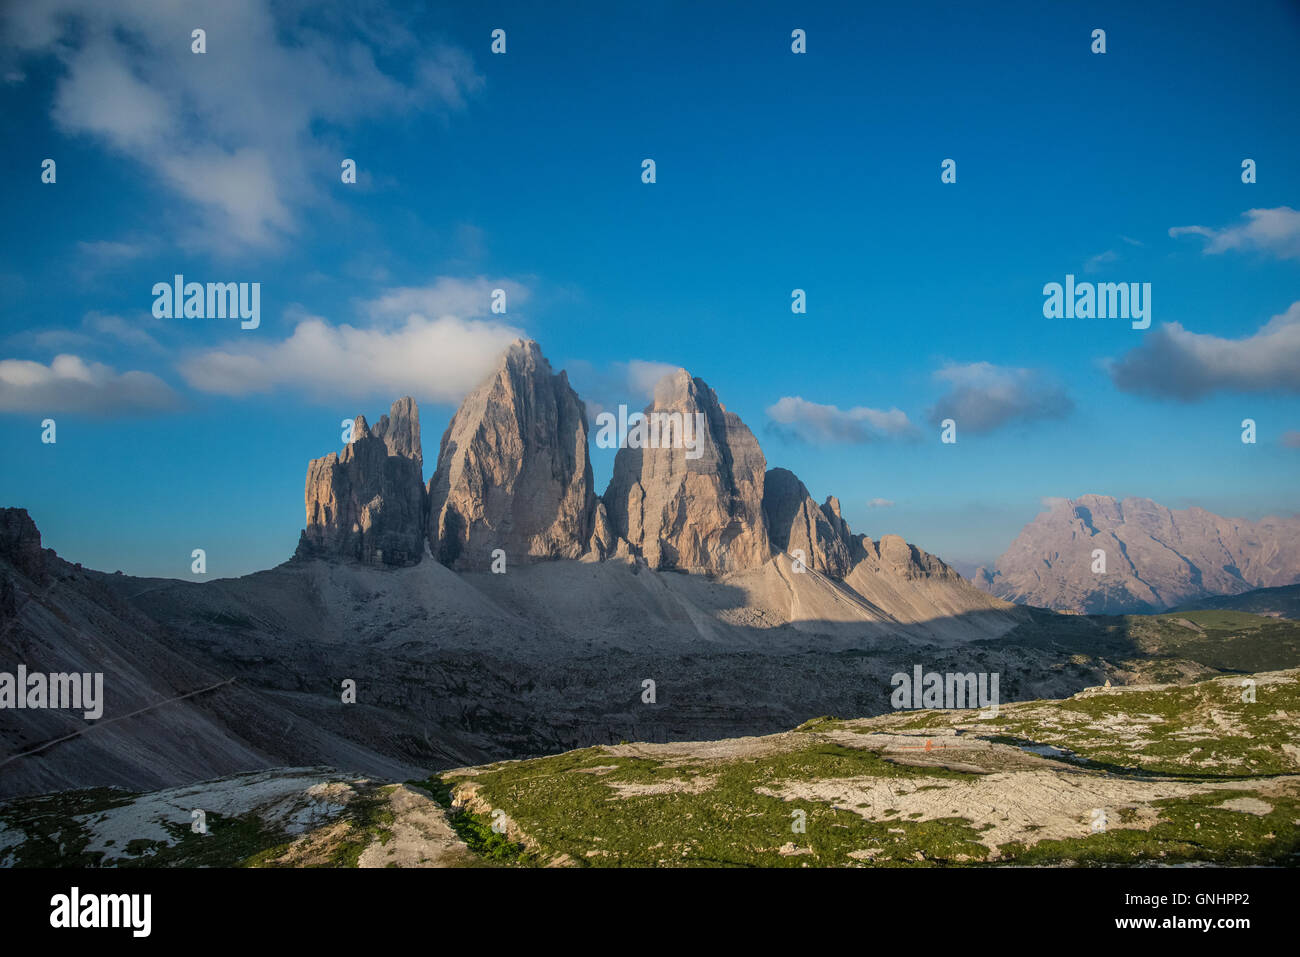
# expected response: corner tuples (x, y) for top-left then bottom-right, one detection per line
(4, 668), (1296, 867)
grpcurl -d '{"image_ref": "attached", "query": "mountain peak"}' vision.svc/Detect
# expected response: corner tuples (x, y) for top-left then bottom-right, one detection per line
(296, 398), (427, 566)
(604, 369), (770, 573)
(427, 340), (597, 568)
(981, 495), (1300, 612)
(762, 468), (852, 579)
(372, 396), (422, 467)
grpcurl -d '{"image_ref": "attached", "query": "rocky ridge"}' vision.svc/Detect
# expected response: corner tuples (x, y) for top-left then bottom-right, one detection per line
(296, 398), (427, 567)
(296, 339), (962, 595)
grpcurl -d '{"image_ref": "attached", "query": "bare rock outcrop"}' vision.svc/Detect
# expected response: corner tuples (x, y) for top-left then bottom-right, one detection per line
(427, 339), (597, 569)
(296, 398), (427, 567)
(372, 395), (422, 467)
(585, 500), (618, 561)
(976, 494), (1300, 613)
(0, 507), (47, 585)
(762, 469), (853, 578)
(604, 369), (770, 574)
(860, 533), (961, 582)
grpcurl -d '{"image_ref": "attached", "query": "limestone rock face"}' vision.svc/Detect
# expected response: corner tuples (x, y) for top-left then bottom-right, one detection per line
(762, 469), (853, 579)
(585, 500), (617, 561)
(861, 534), (960, 582)
(977, 494), (1300, 613)
(372, 395), (422, 467)
(604, 369), (770, 574)
(427, 339), (597, 569)
(296, 399), (427, 567)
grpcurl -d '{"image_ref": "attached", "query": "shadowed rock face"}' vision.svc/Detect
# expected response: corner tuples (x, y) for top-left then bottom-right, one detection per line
(976, 494), (1300, 613)
(763, 469), (854, 579)
(427, 339), (597, 569)
(0, 508), (46, 585)
(296, 399), (427, 567)
(604, 369), (770, 574)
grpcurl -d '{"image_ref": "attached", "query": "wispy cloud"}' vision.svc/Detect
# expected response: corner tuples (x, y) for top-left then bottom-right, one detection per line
(1169, 206), (1300, 260)
(1084, 249), (1118, 273)
(364, 277), (531, 325)
(4, 0), (483, 253)
(0, 354), (178, 414)
(566, 358), (683, 421)
(926, 362), (1072, 434)
(867, 498), (895, 508)
(76, 239), (150, 263)
(765, 396), (916, 444)
(1108, 301), (1300, 400)
(12, 312), (167, 354)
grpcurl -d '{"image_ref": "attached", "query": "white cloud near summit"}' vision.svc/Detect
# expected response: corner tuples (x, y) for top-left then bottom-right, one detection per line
(765, 396), (916, 444)
(178, 277), (524, 402)
(1108, 301), (1300, 400)
(3, 0), (483, 252)
(1169, 207), (1300, 260)
(564, 358), (683, 423)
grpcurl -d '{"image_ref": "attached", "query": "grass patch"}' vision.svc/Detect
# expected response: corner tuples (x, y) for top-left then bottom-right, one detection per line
(440, 740), (988, 867)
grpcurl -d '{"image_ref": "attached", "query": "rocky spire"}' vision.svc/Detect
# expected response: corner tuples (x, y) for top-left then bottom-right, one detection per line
(603, 369), (770, 574)
(296, 397), (427, 567)
(427, 339), (597, 569)
(372, 395), (422, 468)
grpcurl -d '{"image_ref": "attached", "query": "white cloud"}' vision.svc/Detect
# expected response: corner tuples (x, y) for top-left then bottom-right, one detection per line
(867, 498), (895, 508)
(365, 277), (530, 325)
(626, 360), (681, 399)
(178, 315), (522, 403)
(765, 396), (916, 444)
(1169, 207), (1300, 260)
(177, 275), (541, 403)
(0, 354), (178, 414)
(5, 0), (483, 252)
(1109, 301), (1300, 400)
(926, 362), (1072, 434)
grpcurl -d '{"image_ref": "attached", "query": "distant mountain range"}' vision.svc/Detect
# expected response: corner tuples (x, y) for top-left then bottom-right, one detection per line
(974, 495), (1300, 614)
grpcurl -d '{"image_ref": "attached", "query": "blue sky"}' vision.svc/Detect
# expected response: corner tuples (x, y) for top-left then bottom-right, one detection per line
(2, 0), (1298, 579)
